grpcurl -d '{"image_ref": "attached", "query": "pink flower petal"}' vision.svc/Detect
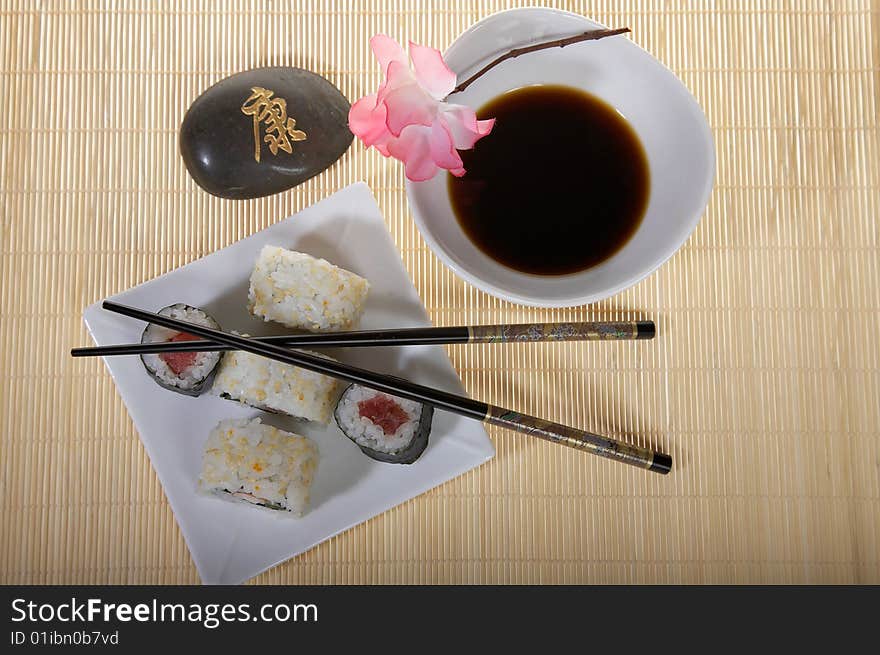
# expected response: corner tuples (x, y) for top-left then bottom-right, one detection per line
(348, 93), (390, 146)
(428, 119), (463, 171)
(378, 60), (416, 101)
(386, 124), (439, 181)
(383, 82), (435, 136)
(370, 34), (407, 77)
(373, 140), (391, 157)
(475, 118), (495, 135)
(408, 41), (457, 99)
(441, 104), (495, 149)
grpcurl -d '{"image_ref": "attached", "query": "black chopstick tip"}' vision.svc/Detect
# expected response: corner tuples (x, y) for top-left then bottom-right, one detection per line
(649, 452), (673, 474)
(636, 321), (656, 339)
(103, 299), (132, 313)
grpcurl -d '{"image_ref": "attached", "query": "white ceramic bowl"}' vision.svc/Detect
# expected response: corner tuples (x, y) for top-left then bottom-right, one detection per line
(405, 8), (715, 307)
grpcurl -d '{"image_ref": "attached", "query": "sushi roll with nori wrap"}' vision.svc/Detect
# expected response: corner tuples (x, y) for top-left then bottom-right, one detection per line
(140, 303), (222, 396)
(334, 384), (433, 464)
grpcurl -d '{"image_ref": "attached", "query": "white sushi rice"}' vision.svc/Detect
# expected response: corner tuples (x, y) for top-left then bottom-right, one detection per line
(212, 345), (339, 423)
(141, 305), (220, 392)
(199, 418), (318, 517)
(335, 386), (422, 453)
(247, 245), (370, 332)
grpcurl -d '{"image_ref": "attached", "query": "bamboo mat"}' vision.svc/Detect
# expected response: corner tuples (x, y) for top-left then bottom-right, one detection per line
(1, 0), (878, 584)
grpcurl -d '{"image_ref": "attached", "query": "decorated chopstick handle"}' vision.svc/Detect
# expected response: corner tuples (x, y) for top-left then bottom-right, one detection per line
(484, 405), (671, 474)
(468, 321), (654, 343)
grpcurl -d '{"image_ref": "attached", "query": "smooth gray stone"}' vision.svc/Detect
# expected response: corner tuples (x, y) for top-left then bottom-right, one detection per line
(180, 67), (353, 199)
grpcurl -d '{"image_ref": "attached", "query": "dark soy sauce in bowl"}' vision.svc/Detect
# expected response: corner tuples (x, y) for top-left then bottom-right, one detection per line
(447, 85), (650, 276)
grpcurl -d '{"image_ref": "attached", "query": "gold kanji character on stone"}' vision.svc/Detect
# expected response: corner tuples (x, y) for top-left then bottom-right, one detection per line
(241, 86), (307, 163)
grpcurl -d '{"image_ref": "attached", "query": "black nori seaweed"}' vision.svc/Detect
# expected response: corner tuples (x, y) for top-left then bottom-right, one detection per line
(218, 392), (289, 416)
(221, 489), (287, 512)
(334, 384), (433, 464)
(140, 303), (222, 397)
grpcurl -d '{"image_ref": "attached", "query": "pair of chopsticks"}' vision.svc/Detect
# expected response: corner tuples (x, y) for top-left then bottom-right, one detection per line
(71, 319), (655, 356)
(73, 302), (671, 475)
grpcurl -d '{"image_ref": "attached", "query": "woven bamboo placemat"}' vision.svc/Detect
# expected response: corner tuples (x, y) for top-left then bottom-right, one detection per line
(1, 0), (878, 584)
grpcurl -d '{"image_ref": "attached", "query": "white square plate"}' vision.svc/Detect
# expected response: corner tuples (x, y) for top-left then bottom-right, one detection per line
(83, 182), (495, 584)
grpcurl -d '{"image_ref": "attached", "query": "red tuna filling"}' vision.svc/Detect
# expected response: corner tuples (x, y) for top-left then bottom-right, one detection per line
(357, 395), (411, 435)
(159, 332), (200, 375)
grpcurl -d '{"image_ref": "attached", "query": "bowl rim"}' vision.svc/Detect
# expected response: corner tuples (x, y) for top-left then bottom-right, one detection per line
(405, 7), (717, 308)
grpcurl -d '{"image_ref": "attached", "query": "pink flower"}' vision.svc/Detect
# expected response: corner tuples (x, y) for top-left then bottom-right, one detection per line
(348, 35), (495, 181)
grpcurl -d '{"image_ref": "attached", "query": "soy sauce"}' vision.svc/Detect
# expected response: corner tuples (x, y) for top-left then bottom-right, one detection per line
(448, 85), (650, 276)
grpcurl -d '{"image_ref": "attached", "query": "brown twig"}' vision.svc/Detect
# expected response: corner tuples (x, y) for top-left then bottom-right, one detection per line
(449, 27), (631, 96)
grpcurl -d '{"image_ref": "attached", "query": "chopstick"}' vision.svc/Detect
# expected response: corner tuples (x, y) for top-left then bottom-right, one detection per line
(70, 320), (655, 357)
(98, 300), (671, 475)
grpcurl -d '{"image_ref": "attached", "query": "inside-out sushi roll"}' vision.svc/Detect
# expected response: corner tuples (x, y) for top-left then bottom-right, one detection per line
(199, 417), (318, 517)
(140, 303), (222, 396)
(212, 345), (339, 423)
(247, 245), (370, 332)
(334, 384), (433, 464)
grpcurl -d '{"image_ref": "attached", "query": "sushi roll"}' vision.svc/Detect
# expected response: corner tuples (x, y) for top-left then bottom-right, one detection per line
(334, 384), (433, 464)
(212, 345), (339, 423)
(199, 418), (318, 516)
(247, 245), (370, 332)
(140, 303), (222, 396)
